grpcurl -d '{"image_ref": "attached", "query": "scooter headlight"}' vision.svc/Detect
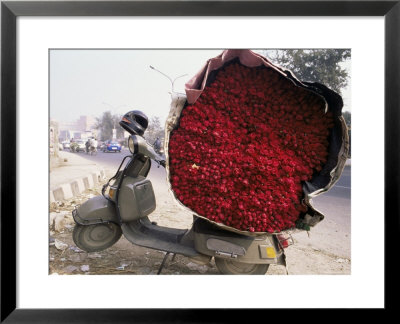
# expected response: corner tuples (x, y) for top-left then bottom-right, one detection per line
(128, 135), (137, 154)
(108, 187), (116, 199)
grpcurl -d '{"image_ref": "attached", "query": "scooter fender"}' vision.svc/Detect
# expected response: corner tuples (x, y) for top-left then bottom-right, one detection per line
(72, 195), (119, 226)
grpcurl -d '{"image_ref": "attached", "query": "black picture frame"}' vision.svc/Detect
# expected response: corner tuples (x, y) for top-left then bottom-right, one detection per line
(1, 0), (398, 322)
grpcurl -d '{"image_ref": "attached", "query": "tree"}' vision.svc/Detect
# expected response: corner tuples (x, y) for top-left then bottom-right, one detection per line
(263, 49), (350, 94)
(95, 111), (125, 141)
(144, 116), (165, 145)
(342, 111), (351, 158)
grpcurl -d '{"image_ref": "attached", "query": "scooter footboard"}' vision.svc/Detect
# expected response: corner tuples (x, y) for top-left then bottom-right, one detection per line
(72, 195), (119, 226)
(121, 217), (200, 257)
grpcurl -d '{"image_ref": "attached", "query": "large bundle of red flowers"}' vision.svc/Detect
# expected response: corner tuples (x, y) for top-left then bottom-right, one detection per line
(167, 52), (340, 234)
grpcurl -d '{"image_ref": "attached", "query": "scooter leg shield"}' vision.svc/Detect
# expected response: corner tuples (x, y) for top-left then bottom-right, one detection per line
(72, 195), (119, 226)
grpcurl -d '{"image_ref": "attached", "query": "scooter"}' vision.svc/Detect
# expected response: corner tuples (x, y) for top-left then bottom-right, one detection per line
(154, 145), (164, 158)
(70, 142), (78, 153)
(87, 145), (97, 156)
(72, 111), (291, 275)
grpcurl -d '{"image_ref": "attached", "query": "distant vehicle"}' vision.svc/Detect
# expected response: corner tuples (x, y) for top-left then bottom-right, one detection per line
(75, 139), (86, 152)
(154, 144), (164, 155)
(97, 141), (105, 150)
(87, 145), (97, 156)
(62, 141), (70, 150)
(102, 140), (122, 153)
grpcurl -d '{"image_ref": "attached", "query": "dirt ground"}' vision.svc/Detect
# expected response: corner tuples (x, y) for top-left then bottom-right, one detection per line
(49, 174), (350, 275)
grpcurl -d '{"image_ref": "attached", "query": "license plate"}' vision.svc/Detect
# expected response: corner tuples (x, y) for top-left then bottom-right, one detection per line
(112, 147), (117, 150)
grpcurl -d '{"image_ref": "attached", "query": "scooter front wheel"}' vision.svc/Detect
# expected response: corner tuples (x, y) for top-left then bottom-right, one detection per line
(73, 223), (122, 252)
(215, 258), (269, 275)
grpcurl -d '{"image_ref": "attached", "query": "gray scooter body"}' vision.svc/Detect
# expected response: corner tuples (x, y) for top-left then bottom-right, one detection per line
(73, 138), (286, 270)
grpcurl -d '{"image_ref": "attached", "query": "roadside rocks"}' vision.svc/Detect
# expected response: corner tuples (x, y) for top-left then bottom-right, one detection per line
(80, 265), (90, 272)
(186, 262), (209, 274)
(62, 265), (78, 274)
(69, 253), (88, 263)
(49, 184), (105, 233)
(335, 258), (350, 264)
(50, 211), (74, 232)
(54, 239), (69, 251)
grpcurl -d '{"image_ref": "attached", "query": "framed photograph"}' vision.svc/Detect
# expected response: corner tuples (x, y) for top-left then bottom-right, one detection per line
(1, 0), (397, 321)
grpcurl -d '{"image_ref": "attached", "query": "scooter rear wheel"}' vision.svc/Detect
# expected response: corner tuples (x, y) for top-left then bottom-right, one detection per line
(215, 258), (269, 275)
(73, 223), (122, 252)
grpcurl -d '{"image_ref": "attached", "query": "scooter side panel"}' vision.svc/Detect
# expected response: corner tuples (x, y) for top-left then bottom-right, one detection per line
(117, 177), (156, 222)
(193, 218), (284, 265)
(194, 232), (284, 265)
(73, 195), (119, 225)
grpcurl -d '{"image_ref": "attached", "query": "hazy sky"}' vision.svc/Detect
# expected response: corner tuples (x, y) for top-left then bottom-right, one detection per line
(50, 49), (351, 125)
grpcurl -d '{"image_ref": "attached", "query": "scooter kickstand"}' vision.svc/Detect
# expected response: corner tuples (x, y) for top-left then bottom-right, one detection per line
(157, 252), (172, 275)
(171, 253), (176, 262)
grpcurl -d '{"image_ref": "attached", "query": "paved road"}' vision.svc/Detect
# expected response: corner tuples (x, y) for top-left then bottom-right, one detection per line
(70, 147), (351, 235)
(312, 166), (351, 233)
(73, 147), (166, 179)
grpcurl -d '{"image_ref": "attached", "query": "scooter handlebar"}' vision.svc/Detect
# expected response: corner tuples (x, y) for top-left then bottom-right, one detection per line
(129, 135), (166, 166)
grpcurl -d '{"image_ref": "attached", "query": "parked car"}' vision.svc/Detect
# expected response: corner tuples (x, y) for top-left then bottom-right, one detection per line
(62, 141), (70, 150)
(75, 139), (87, 152)
(102, 140), (122, 153)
